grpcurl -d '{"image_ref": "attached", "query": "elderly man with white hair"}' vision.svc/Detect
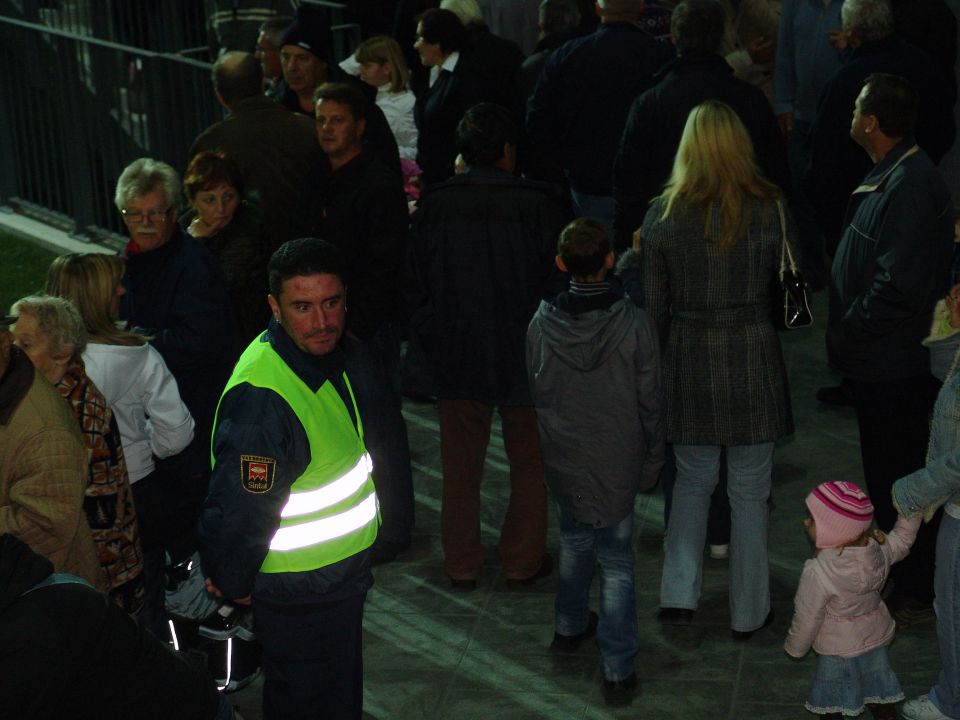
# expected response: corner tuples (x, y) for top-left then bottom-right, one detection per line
(114, 158), (233, 538)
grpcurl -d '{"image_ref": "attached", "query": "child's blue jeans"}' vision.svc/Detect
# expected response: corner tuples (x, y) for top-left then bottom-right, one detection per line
(555, 504), (639, 682)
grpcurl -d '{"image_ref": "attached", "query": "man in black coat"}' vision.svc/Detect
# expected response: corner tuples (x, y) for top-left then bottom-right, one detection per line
(116, 159), (233, 461)
(409, 103), (567, 589)
(828, 73), (953, 619)
(613, 0), (789, 251)
(193, 51), (324, 254)
(312, 83), (414, 564)
(803, 0), (955, 254)
(526, 0), (674, 235)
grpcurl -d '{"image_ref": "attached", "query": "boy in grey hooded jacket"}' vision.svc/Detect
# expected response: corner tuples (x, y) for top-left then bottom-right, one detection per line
(526, 217), (664, 706)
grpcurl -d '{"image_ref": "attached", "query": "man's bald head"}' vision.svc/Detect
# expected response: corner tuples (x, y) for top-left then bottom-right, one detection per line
(212, 51), (264, 108)
(596, 0), (644, 21)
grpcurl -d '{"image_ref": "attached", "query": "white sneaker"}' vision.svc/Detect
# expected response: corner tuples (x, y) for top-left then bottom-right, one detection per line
(902, 695), (955, 720)
(709, 544), (729, 560)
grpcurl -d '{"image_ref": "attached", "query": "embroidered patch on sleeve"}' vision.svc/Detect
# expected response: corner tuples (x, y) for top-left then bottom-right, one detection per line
(240, 455), (277, 493)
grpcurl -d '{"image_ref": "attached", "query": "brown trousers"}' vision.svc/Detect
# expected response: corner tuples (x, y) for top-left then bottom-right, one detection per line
(438, 399), (547, 580)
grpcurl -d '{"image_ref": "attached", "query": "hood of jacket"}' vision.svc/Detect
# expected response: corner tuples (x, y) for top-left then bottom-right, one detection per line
(816, 539), (887, 596)
(0, 534), (53, 615)
(533, 298), (636, 373)
(82, 342), (156, 408)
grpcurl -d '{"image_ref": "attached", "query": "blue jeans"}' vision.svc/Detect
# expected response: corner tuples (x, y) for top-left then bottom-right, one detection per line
(660, 443), (773, 632)
(555, 505), (638, 682)
(569, 189), (616, 242)
(661, 444), (731, 547)
(930, 513), (960, 717)
(344, 322), (414, 547)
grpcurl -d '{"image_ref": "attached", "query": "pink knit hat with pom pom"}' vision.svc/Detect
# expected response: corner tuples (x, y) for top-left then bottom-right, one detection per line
(805, 481), (874, 549)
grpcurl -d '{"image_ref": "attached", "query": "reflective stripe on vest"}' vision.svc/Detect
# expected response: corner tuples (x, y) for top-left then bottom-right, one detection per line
(280, 452), (373, 518)
(270, 493), (379, 551)
(214, 335), (379, 574)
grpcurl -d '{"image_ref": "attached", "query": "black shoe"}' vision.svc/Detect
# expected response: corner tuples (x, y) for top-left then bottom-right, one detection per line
(732, 609), (775, 641)
(816, 381), (855, 407)
(449, 576), (477, 592)
(657, 607), (694, 625)
(602, 673), (638, 707)
(370, 538), (411, 566)
(551, 611), (599, 652)
(199, 603), (256, 642)
(506, 553), (554, 588)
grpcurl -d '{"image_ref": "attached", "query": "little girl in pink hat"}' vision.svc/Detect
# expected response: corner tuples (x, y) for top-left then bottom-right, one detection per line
(785, 481), (922, 719)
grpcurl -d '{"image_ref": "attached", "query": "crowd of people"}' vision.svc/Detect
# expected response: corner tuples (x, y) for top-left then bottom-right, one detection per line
(1, 0), (959, 718)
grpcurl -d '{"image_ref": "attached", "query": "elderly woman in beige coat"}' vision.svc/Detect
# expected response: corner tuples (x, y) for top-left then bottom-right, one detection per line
(0, 314), (102, 589)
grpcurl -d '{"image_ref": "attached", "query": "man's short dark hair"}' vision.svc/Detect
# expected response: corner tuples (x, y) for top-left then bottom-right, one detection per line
(212, 51), (263, 105)
(671, 0), (725, 55)
(269, 238), (346, 298)
(455, 103), (519, 168)
(313, 82), (367, 123)
(416, 8), (469, 54)
(861, 73), (917, 138)
(557, 218), (611, 278)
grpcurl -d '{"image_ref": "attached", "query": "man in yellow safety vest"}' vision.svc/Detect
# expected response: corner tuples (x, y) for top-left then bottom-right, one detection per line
(198, 238), (378, 720)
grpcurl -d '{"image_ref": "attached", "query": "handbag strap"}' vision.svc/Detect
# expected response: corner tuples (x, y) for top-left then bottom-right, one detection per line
(776, 198), (800, 279)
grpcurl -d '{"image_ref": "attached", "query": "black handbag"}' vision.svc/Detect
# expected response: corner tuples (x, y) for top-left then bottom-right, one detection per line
(776, 199), (813, 330)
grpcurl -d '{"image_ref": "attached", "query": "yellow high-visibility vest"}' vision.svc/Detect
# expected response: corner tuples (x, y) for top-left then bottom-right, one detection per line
(213, 337), (379, 573)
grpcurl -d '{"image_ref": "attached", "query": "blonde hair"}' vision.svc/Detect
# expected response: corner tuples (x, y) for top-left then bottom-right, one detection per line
(659, 100), (780, 253)
(45, 253), (146, 347)
(836, 526), (887, 555)
(354, 36), (410, 93)
(10, 294), (87, 363)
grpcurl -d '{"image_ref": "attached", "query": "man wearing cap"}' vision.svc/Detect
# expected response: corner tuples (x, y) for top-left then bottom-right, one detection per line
(198, 238), (378, 720)
(0, 314), (102, 589)
(279, 10), (401, 176)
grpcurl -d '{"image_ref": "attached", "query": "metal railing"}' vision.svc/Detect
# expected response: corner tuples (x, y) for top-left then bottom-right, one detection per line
(0, 1), (361, 243)
(0, 13), (219, 242)
(7, 0), (359, 60)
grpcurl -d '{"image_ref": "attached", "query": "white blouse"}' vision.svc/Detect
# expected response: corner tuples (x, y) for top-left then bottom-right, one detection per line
(83, 342), (194, 483)
(376, 84), (419, 162)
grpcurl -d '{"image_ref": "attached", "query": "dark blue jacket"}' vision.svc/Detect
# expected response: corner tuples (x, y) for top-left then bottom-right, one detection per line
(526, 21), (675, 196)
(120, 229), (234, 449)
(804, 36), (956, 245)
(828, 138), (954, 382)
(197, 321), (372, 607)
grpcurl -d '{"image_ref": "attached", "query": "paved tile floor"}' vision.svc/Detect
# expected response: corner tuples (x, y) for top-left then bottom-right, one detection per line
(231, 293), (941, 719)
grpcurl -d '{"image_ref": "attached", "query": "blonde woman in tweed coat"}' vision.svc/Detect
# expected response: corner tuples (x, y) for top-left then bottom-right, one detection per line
(640, 100), (795, 638)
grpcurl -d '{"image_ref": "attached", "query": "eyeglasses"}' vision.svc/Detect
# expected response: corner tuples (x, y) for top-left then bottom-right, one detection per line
(121, 207), (172, 223)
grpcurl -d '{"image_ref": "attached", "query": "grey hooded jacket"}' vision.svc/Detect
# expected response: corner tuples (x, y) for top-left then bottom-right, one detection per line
(526, 297), (665, 527)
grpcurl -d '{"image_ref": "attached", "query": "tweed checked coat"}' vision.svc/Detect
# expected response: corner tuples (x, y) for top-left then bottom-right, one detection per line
(640, 195), (794, 446)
